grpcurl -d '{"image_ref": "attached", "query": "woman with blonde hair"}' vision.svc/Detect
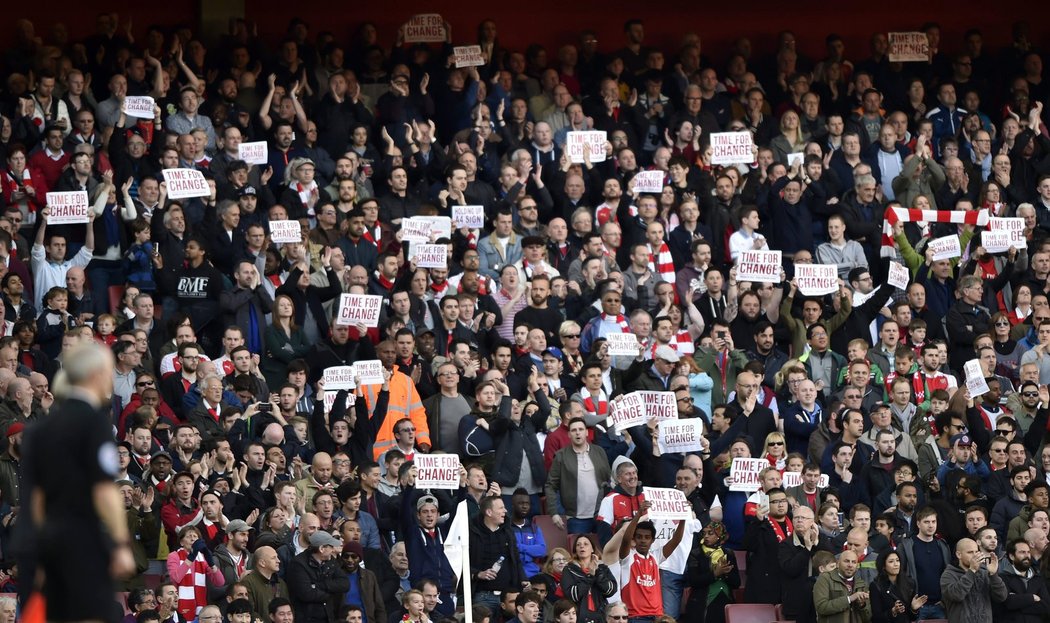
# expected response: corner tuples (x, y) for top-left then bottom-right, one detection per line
(559, 320), (584, 375)
(542, 547), (572, 599)
(770, 109), (808, 165)
(762, 432), (788, 471)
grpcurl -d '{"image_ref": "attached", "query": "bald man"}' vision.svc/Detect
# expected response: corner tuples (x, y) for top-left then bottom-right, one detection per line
(239, 546), (285, 617)
(843, 528), (877, 586)
(715, 371), (776, 456)
(814, 549), (870, 622)
(941, 537), (1006, 622)
(780, 505), (819, 622)
(0, 377), (35, 429)
(1025, 527), (1048, 563)
(296, 453), (334, 512)
(64, 265), (94, 321)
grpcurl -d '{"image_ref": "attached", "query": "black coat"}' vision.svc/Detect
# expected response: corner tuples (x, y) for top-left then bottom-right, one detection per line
(286, 551), (350, 623)
(870, 574), (917, 623)
(685, 542), (740, 623)
(490, 391), (548, 489)
(778, 539), (817, 623)
(996, 565), (1050, 623)
(742, 517), (791, 604)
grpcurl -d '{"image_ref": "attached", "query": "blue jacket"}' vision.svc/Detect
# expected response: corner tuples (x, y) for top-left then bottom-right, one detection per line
(512, 518), (547, 577)
(400, 486), (458, 597)
(782, 402), (823, 456)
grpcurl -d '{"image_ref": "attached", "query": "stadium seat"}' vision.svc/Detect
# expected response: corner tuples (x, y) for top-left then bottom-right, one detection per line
(724, 603), (776, 623)
(108, 285), (124, 317)
(534, 514), (568, 551)
(735, 550), (747, 588)
(774, 604), (784, 619)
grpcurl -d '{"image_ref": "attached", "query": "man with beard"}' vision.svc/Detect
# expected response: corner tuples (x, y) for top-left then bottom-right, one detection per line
(857, 430), (907, 508)
(337, 541), (387, 623)
(514, 275), (562, 347)
(304, 322), (377, 384)
(998, 539), (1050, 618)
(213, 520), (255, 599)
(338, 208), (378, 274)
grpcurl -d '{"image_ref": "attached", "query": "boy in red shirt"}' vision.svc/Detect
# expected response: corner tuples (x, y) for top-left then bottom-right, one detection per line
(618, 500), (686, 621)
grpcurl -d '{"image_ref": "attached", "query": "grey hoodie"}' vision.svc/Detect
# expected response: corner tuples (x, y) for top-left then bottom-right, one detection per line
(940, 562), (1007, 623)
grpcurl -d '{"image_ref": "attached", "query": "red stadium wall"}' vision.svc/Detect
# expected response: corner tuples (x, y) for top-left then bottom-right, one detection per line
(11, 1), (1050, 69)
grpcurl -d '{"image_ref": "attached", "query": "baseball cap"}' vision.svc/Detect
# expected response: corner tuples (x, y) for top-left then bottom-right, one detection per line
(950, 433), (973, 447)
(238, 185), (257, 198)
(6, 422), (24, 437)
(654, 345), (680, 363)
(543, 347), (563, 360)
(416, 494), (439, 511)
(226, 519), (254, 534)
(150, 450), (173, 462)
(309, 531), (342, 548)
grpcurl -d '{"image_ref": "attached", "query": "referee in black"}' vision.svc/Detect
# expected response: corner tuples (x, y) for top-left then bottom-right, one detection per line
(18, 341), (135, 622)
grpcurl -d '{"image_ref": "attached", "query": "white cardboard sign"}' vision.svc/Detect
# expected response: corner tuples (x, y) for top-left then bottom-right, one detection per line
(335, 293), (383, 327)
(162, 169), (210, 199)
(404, 14), (447, 43)
(782, 471), (830, 489)
(606, 332), (640, 356)
(729, 457), (767, 492)
(323, 366), (357, 391)
(45, 191), (90, 224)
(981, 231), (1011, 254)
(642, 487), (691, 521)
(401, 217), (433, 243)
(710, 132), (754, 165)
(610, 392), (646, 430)
(887, 261), (910, 289)
(354, 360), (385, 385)
(632, 170), (665, 193)
(269, 220), (302, 244)
(415, 454), (461, 490)
(322, 390), (355, 415)
(638, 391), (679, 421)
(122, 96), (156, 119)
(414, 244), (447, 269)
(565, 131), (607, 163)
(795, 264), (838, 296)
(736, 250), (782, 283)
(657, 418), (705, 453)
(452, 205), (484, 229)
(990, 217), (1026, 250)
(929, 235), (961, 261)
(453, 45), (485, 67)
(964, 358), (989, 398)
(238, 141), (269, 165)
(888, 32), (930, 62)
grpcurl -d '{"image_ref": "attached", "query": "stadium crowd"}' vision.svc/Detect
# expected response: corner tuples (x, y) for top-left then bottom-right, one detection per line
(2, 9), (1050, 623)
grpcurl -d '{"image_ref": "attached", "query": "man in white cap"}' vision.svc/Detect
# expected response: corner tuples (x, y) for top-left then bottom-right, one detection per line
(625, 344), (680, 392)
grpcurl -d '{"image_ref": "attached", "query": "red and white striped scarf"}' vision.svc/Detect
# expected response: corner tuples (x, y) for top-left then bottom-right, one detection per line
(672, 330), (695, 356)
(176, 548), (210, 619)
(648, 241), (675, 283)
(880, 206), (989, 257)
(582, 389), (608, 420)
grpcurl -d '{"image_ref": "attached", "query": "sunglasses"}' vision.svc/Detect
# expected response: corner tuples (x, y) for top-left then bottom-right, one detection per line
(994, 321), (1010, 327)
(1023, 392), (1040, 398)
(562, 334), (580, 339)
(137, 380), (155, 387)
(768, 441), (784, 446)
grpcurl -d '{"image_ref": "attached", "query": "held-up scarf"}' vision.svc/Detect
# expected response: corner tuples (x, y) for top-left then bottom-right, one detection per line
(647, 241), (675, 284)
(880, 206), (989, 257)
(296, 181), (318, 216)
(175, 548), (210, 619)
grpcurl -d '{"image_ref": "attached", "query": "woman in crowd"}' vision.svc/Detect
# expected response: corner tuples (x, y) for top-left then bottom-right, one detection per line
(560, 534), (616, 623)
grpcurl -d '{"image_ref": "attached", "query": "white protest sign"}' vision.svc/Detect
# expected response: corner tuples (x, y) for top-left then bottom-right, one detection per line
(632, 170), (665, 193)
(323, 390), (355, 415)
(415, 454), (461, 490)
(710, 132), (754, 165)
(795, 264), (838, 296)
(452, 205), (485, 229)
(888, 32), (930, 62)
(887, 261), (910, 289)
(964, 358), (989, 398)
(606, 332), (640, 356)
(269, 220), (302, 244)
(238, 141), (268, 165)
(786, 152), (806, 169)
(401, 217), (433, 243)
(453, 45), (485, 67)
(736, 250), (782, 283)
(782, 472), (830, 489)
(162, 168), (210, 199)
(122, 95), (156, 119)
(335, 293), (383, 327)
(990, 217), (1027, 250)
(45, 191), (90, 224)
(414, 244), (447, 269)
(609, 392), (646, 430)
(404, 14), (447, 43)
(565, 131), (607, 163)
(354, 360), (385, 385)
(729, 457), (767, 492)
(657, 419), (705, 453)
(416, 216), (453, 240)
(323, 366), (357, 391)
(638, 391), (678, 421)
(981, 231), (1011, 254)
(642, 487), (691, 521)
(928, 235), (961, 261)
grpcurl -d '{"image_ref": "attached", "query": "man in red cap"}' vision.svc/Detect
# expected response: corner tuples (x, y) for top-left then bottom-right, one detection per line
(0, 422), (21, 507)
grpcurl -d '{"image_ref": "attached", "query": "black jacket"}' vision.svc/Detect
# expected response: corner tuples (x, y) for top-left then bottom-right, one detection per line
(490, 391), (548, 489)
(996, 562), (1050, 623)
(469, 515), (526, 592)
(286, 550), (351, 623)
(742, 516), (791, 604)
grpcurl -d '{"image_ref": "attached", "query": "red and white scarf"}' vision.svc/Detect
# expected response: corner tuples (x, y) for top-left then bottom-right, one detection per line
(880, 206), (989, 257)
(672, 330), (695, 356)
(600, 313), (630, 332)
(647, 241), (675, 283)
(769, 516), (794, 543)
(582, 389), (608, 421)
(2, 169), (33, 205)
(176, 548), (210, 619)
(363, 223), (383, 247)
(296, 181), (318, 216)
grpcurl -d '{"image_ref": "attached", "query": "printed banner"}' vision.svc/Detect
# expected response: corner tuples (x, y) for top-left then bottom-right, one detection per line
(643, 487), (691, 521)
(929, 235), (961, 261)
(632, 170), (665, 193)
(323, 390), (356, 415)
(638, 391), (678, 421)
(269, 220), (302, 244)
(710, 132), (754, 165)
(413, 243), (447, 268)
(888, 32), (930, 62)
(323, 366), (357, 390)
(981, 231), (1011, 254)
(354, 360), (385, 385)
(964, 358), (989, 398)
(122, 96), (156, 118)
(609, 392), (646, 430)
(989, 217), (1026, 250)
(238, 141), (269, 165)
(887, 261), (910, 289)
(729, 457), (767, 492)
(606, 332), (640, 356)
(162, 169), (210, 199)
(404, 14), (447, 43)
(45, 191), (90, 224)
(401, 217), (433, 243)
(335, 293), (383, 327)
(737, 250), (782, 283)
(452, 205), (485, 229)
(415, 454), (461, 490)
(657, 418), (705, 453)
(795, 264), (838, 296)
(453, 45), (485, 67)
(565, 131), (607, 163)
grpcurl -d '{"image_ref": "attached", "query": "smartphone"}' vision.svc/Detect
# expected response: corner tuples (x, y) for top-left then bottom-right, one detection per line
(837, 512), (846, 528)
(258, 402), (272, 413)
(716, 330), (727, 339)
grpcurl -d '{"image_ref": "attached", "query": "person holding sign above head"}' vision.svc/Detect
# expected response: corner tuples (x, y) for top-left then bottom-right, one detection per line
(946, 275), (991, 373)
(30, 204), (95, 310)
(618, 501), (686, 623)
(742, 487), (793, 604)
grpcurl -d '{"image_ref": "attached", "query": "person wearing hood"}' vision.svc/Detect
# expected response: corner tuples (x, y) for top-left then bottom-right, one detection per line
(940, 538), (1007, 623)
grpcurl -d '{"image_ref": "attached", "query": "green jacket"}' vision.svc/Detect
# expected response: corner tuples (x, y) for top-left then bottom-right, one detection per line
(814, 569), (872, 623)
(241, 569), (289, 620)
(780, 291), (853, 358)
(894, 229), (974, 276)
(694, 347), (749, 406)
